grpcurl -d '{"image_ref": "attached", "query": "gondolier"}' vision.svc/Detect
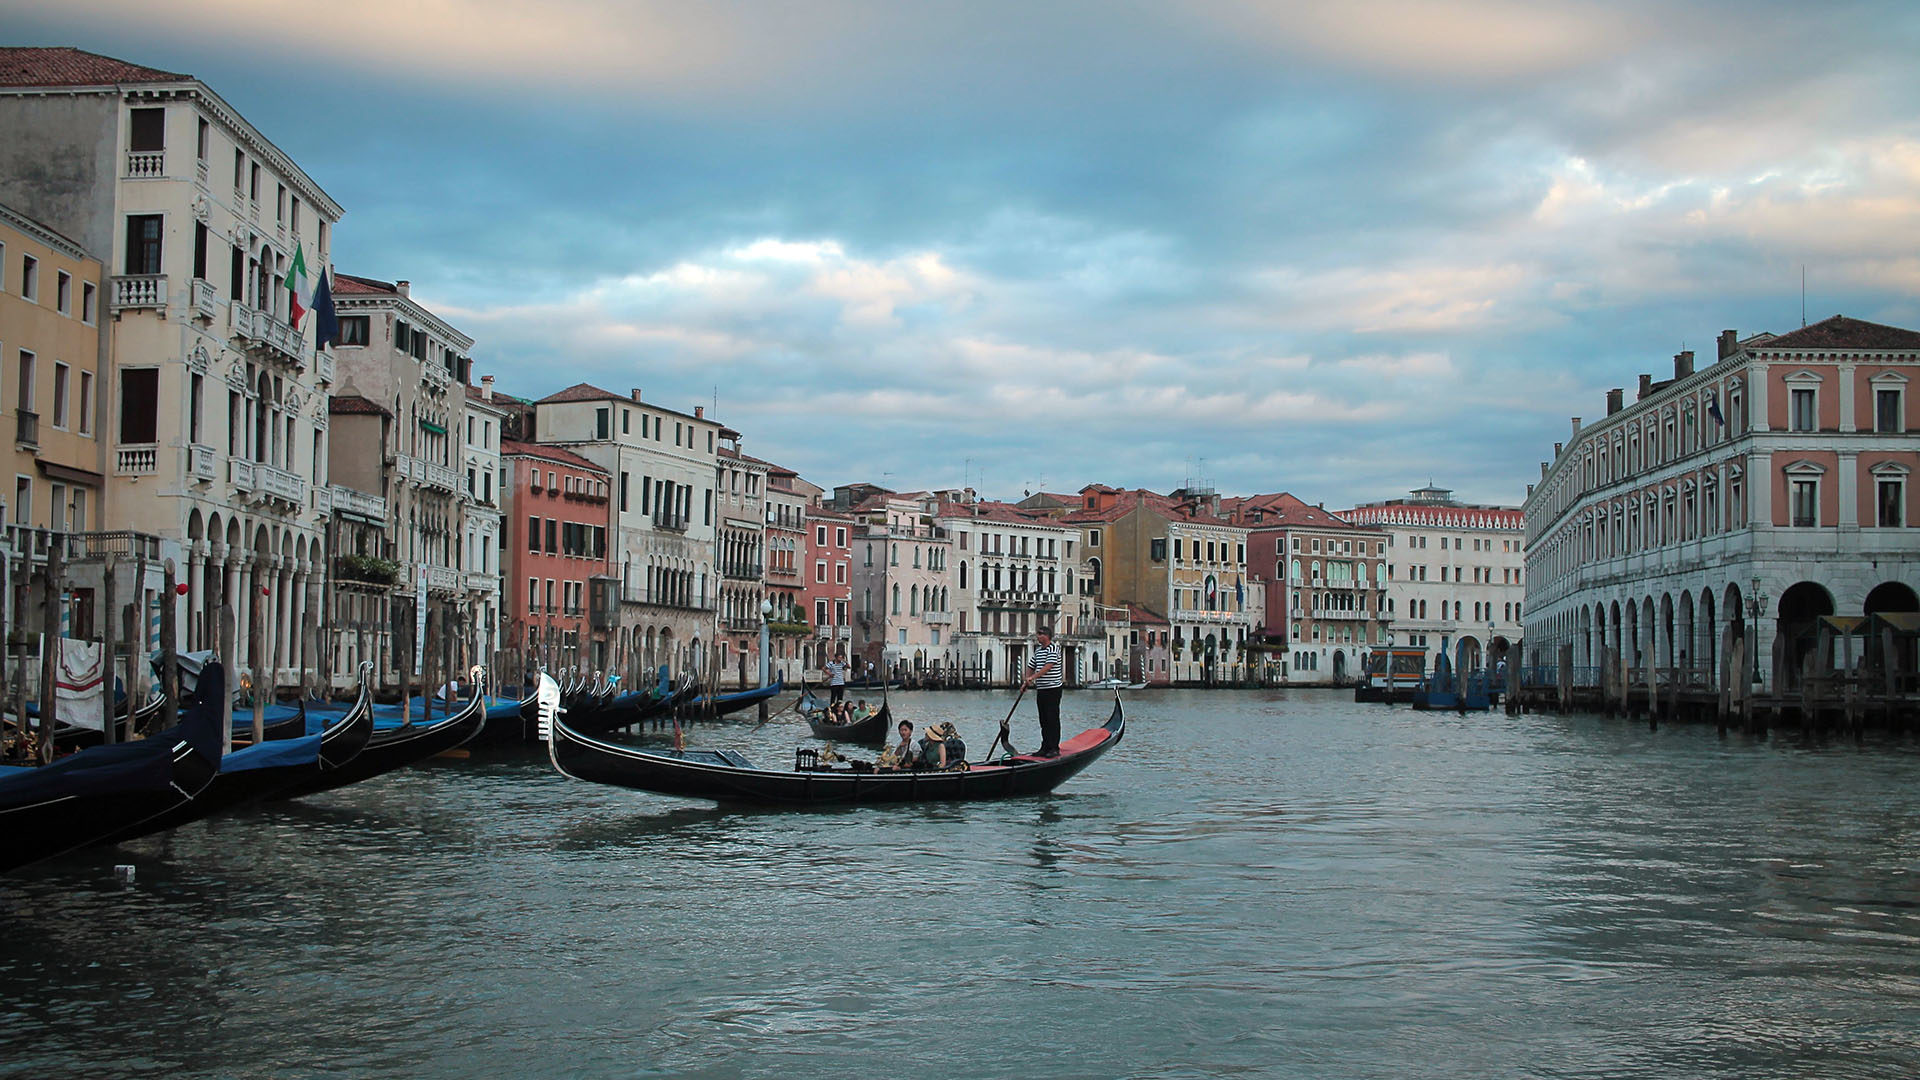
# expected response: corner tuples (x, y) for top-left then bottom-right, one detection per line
(1021, 626), (1064, 757)
(826, 652), (849, 703)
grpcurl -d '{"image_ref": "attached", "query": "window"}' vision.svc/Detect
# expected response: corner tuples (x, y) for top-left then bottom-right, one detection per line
(1790, 387), (1816, 432)
(527, 516), (540, 553)
(1877, 387), (1904, 433)
(545, 518), (557, 552)
(1150, 538), (1167, 562)
(250, 161), (260, 201)
(129, 106), (165, 151)
(55, 271), (71, 315)
(196, 117), (209, 161)
(20, 254), (37, 300)
(596, 408), (609, 439)
(14, 349), (32, 413)
(836, 526), (847, 547)
(1878, 478), (1905, 528)
(1790, 478), (1817, 528)
(51, 363), (68, 430)
(124, 215), (163, 275)
(77, 371), (93, 436)
(81, 281), (96, 325)
(339, 316), (370, 346)
(116, 367), (158, 443)
(233, 149), (245, 191)
(13, 477), (28, 524)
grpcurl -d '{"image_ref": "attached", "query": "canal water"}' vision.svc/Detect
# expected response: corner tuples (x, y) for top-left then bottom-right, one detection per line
(4, 690), (1919, 1079)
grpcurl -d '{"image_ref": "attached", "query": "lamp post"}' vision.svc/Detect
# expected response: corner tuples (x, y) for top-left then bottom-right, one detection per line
(1746, 576), (1768, 689)
(758, 596), (772, 687)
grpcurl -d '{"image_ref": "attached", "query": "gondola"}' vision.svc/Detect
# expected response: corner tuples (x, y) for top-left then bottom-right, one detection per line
(550, 698), (1126, 805)
(802, 693), (891, 745)
(0, 662), (228, 873)
(95, 664), (378, 846)
(272, 679), (486, 799)
(569, 675), (697, 737)
(463, 684), (544, 748)
(681, 675), (785, 719)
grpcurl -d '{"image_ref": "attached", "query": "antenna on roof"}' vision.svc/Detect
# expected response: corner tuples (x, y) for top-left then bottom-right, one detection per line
(1801, 265), (1806, 328)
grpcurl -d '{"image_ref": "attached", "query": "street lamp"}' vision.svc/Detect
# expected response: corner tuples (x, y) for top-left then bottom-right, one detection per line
(758, 596), (773, 688)
(1746, 576), (1768, 688)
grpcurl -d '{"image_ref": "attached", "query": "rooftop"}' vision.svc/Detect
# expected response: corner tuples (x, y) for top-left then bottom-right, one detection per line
(0, 47), (186, 87)
(501, 440), (607, 473)
(1754, 315), (1920, 352)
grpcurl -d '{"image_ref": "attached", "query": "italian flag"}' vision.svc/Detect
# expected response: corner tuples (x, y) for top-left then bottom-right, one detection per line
(287, 241), (313, 327)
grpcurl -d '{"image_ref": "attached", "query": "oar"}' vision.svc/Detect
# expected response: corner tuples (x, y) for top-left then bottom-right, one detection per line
(988, 684), (1027, 761)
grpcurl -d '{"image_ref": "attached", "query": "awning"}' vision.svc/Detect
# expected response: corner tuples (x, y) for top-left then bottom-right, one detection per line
(419, 420), (447, 435)
(37, 461), (105, 486)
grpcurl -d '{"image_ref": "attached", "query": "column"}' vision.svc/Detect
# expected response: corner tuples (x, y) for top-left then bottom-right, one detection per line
(188, 544), (207, 652)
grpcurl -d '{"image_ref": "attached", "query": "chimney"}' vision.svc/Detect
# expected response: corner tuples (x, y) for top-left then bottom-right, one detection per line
(1637, 373), (1653, 400)
(480, 374), (494, 402)
(694, 406), (704, 419)
(1570, 416), (1582, 437)
(1674, 350), (1694, 379)
(630, 388), (642, 402)
(1606, 388), (1624, 415)
(1553, 442), (1563, 458)
(1540, 462), (1549, 477)
(395, 280), (410, 297)
(1718, 329), (1737, 359)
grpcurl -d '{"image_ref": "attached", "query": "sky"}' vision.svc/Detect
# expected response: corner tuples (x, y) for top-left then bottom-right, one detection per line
(11, 1), (1920, 507)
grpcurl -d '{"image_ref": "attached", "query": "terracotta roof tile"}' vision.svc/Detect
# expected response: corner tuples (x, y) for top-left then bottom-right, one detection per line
(328, 395), (390, 417)
(501, 440), (607, 473)
(0, 47), (186, 87)
(1221, 492), (1367, 530)
(1125, 604), (1167, 626)
(332, 273), (397, 296)
(535, 382), (623, 405)
(1754, 315), (1920, 352)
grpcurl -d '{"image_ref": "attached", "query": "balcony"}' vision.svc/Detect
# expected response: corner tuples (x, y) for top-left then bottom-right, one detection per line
(229, 300), (308, 368)
(257, 464), (305, 508)
(815, 624), (852, 640)
(652, 513), (689, 533)
(419, 563), (460, 595)
(767, 565), (800, 580)
(115, 444), (157, 476)
(187, 443), (218, 482)
(424, 462), (459, 493)
(421, 362), (452, 394)
(228, 458), (255, 493)
(125, 149), (164, 179)
(14, 409), (37, 449)
(925, 611), (953, 625)
(333, 555), (399, 589)
(111, 275), (167, 313)
(464, 570), (498, 594)
(315, 349), (334, 385)
(329, 484), (386, 521)
(189, 277), (220, 322)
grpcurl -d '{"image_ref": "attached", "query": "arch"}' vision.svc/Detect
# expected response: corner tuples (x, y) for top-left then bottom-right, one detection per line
(1777, 581), (1835, 688)
(1864, 581), (1920, 615)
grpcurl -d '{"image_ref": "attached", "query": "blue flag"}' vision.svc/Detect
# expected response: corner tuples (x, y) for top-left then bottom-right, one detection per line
(1707, 392), (1725, 426)
(1235, 575), (1244, 608)
(312, 268), (340, 350)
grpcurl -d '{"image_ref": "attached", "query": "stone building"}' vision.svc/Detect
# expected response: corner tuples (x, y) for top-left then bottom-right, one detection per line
(1223, 491), (1386, 685)
(1522, 316), (1920, 697)
(501, 440), (611, 675)
(0, 47), (345, 679)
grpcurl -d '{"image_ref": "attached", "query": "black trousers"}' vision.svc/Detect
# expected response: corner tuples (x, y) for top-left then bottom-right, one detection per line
(1035, 687), (1062, 754)
(830, 685), (845, 703)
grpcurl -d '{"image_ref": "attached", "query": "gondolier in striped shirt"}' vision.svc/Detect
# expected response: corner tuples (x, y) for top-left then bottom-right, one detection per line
(825, 652), (848, 704)
(1021, 626), (1065, 757)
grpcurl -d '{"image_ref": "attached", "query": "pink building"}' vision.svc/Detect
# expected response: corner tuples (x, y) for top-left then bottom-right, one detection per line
(804, 503), (854, 672)
(501, 440), (612, 675)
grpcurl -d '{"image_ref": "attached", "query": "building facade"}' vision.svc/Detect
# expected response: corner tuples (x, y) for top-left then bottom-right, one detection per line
(715, 436), (767, 681)
(0, 47), (346, 680)
(760, 460), (815, 683)
(1342, 485), (1521, 677)
(803, 502), (854, 676)
(942, 499), (1075, 686)
(533, 384), (721, 680)
(501, 441), (610, 675)
(1522, 317), (1920, 696)
(843, 488), (955, 680)
(1225, 492), (1385, 685)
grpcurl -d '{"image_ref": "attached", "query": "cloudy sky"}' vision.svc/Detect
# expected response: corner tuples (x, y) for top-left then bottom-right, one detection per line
(13, 1), (1920, 506)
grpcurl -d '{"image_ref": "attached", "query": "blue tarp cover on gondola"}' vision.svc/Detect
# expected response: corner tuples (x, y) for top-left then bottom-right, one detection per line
(217, 731), (325, 772)
(0, 663), (225, 806)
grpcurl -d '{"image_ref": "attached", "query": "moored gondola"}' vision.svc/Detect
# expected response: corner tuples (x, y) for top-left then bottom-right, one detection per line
(550, 698), (1125, 805)
(0, 662), (228, 873)
(273, 676), (486, 799)
(682, 675), (785, 720)
(96, 663), (378, 846)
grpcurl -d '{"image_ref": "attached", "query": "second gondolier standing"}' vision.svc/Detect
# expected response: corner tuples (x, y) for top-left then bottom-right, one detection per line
(1021, 626), (1064, 757)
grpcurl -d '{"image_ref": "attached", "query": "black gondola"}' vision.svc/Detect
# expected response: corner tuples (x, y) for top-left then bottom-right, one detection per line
(95, 665), (378, 846)
(803, 695), (891, 745)
(271, 683), (485, 798)
(681, 675), (786, 719)
(0, 663), (227, 873)
(550, 698), (1126, 805)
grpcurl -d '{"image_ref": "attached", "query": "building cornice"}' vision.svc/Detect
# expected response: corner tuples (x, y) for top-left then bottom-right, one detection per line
(332, 292), (475, 351)
(0, 200), (89, 261)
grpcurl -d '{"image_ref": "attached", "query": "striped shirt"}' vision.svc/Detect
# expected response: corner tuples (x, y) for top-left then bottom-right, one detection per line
(826, 660), (847, 686)
(1027, 643), (1064, 689)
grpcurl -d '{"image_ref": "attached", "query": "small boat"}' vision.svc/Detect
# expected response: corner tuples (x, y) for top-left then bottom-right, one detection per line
(682, 675), (785, 719)
(96, 664), (378, 845)
(1085, 678), (1147, 691)
(801, 692), (891, 745)
(550, 699), (1126, 805)
(0, 662), (227, 873)
(274, 680), (485, 799)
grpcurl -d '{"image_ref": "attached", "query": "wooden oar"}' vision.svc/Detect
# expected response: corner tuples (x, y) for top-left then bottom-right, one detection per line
(987, 684), (1027, 760)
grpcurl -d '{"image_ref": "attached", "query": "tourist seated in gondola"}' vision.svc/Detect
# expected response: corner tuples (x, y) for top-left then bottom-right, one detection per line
(878, 719), (914, 770)
(917, 722), (966, 771)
